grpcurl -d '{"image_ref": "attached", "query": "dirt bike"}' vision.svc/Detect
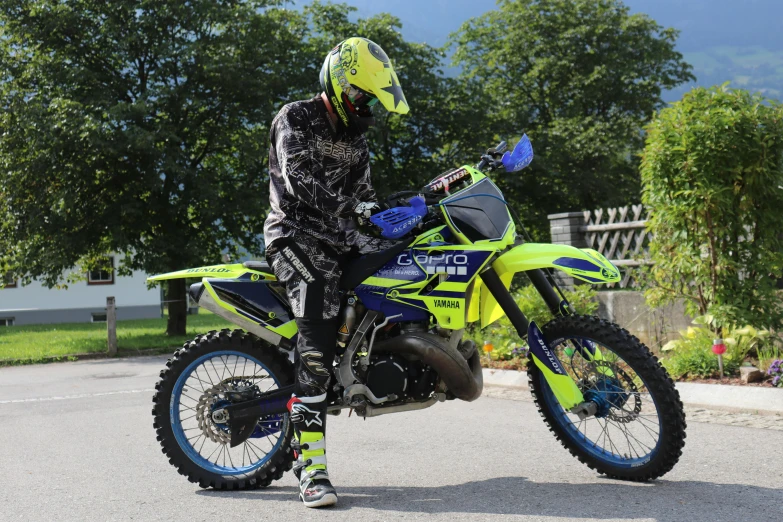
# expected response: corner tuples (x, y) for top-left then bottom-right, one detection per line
(149, 135), (686, 490)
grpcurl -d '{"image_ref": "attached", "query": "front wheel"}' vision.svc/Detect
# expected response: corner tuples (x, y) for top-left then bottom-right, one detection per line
(528, 315), (686, 481)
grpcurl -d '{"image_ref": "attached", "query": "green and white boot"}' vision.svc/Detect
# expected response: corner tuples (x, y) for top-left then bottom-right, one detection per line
(288, 398), (337, 508)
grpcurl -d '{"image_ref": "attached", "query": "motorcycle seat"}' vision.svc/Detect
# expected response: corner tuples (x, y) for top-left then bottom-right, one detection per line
(339, 239), (413, 291)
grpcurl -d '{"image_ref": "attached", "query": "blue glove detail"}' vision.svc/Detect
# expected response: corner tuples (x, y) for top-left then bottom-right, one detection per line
(369, 196), (428, 239)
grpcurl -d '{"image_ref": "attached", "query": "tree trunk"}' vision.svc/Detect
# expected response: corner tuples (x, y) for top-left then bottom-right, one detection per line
(166, 278), (188, 336)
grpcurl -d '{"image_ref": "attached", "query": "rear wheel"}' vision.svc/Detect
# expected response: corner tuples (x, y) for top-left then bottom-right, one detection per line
(152, 329), (295, 489)
(528, 315), (686, 481)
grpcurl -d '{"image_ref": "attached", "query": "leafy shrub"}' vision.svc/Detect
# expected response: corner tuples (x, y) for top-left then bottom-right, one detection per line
(767, 360), (783, 388)
(755, 343), (782, 373)
(641, 85), (783, 334)
(491, 344), (530, 362)
(515, 283), (598, 326)
(661, 316), (774, 379)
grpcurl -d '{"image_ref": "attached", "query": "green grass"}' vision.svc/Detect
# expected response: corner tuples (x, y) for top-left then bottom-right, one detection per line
(0, 311), (229, 364)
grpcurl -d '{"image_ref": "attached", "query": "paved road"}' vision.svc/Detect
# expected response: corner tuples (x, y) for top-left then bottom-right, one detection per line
(1, 356), (782, 522)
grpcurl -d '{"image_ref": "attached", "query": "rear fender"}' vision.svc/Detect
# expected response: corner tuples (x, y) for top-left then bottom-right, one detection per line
(146, 264), (293, 344)
(146, 264), (275, 282)
(478, 243), (619, 328)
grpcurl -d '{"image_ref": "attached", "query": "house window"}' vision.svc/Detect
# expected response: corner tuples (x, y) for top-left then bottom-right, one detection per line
(2, 272), (16, 288)
(88, 257), (115, 285)
(0, 317), (14, 326)
(91, 313), (107, 323)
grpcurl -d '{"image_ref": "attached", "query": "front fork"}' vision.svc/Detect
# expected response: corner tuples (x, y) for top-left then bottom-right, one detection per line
(479, 267), (604, 412)
(527, 268), (609, 369)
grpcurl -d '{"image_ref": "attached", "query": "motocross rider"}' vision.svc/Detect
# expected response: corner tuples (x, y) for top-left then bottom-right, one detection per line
(263, 37), (409, 508)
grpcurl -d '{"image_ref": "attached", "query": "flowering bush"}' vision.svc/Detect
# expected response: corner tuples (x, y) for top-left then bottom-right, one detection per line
(660, 317), (772, 379)
(768, 360), (783, 388)
(491, 344), (529, 362)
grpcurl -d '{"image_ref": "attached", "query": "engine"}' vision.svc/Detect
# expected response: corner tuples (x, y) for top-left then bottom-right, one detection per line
(365, 354), (437, 402)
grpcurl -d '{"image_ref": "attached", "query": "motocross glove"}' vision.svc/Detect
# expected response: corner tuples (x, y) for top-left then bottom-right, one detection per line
(354, 201), (388, 224)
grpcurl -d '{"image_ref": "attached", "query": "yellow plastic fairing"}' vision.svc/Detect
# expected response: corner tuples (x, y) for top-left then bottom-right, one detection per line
(479, 271), (513, 329)
(473, 243), (620, 328)
(493, 244), (620, 284)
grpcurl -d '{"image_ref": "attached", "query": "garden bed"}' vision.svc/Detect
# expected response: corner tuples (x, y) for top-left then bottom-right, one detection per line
(482, 359), (527, 372)
(682, 377), (774, 387)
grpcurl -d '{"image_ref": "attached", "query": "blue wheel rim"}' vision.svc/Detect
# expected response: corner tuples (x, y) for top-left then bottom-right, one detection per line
(539, 337), (662, 469)
(170, 350), (287, 475)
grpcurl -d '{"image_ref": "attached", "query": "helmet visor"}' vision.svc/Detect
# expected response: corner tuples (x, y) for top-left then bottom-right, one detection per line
(349, 86), (379, 109)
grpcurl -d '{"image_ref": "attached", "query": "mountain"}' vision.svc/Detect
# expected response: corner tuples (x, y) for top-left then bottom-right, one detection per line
(335, 0), (783, 101)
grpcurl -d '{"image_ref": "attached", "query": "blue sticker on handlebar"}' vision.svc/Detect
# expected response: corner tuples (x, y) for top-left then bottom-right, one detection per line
(370, 196), (428, 239)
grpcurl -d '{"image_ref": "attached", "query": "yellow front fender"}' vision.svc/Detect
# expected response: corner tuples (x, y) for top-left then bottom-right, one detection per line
(478, 243), (619, 328)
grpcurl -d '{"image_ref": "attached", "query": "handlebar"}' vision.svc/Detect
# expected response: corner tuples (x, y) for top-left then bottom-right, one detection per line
(477, 141), (508, 171)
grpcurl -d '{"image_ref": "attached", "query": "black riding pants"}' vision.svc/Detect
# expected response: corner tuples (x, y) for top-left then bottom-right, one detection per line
(266, 234), (343, 402)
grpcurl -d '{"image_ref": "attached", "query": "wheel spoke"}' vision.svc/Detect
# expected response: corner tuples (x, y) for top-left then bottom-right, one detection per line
(247, 439), (269, 457)
(198, 365), (215, 386)
(599, 419), (622, 456)
(181, 392), (202, 404)
(220, 355), (230, 381)
(245, 441), (263, 461)
(205, 443), (222, 462)
(637, 417), (661, 439)
(209, 359), (223, 384)
(192, 368), (210, 391)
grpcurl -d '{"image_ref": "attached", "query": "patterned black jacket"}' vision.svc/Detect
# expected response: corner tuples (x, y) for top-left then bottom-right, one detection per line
(263, 96), (377, 250)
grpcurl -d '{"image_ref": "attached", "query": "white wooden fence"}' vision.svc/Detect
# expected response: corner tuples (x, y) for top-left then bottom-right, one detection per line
(549, 204), (651, 289)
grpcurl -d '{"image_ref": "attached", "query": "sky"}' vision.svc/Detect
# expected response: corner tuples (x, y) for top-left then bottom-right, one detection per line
(332, 0), (783, 100)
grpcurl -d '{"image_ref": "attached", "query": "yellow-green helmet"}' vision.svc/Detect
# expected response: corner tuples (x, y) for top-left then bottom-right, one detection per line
(320, 37), (409, 132)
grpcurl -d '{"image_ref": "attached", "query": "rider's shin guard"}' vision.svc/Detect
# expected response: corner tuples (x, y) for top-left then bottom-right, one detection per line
(288, 396), (337, 508)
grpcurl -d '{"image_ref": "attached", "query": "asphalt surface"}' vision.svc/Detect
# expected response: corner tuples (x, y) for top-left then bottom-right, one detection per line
(1, 355), (782, 522)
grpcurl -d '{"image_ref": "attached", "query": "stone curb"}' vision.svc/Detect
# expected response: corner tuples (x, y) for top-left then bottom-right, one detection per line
(482, 368), (783, 415)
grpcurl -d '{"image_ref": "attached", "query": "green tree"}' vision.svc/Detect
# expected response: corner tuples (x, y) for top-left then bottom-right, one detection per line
(451, 0), (693, 237)
(641, 85), (783, 333)
(0, 0), (309, 334)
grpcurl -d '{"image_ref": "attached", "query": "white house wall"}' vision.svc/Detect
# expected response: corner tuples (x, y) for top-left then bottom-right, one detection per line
(0, 269), (161, 326)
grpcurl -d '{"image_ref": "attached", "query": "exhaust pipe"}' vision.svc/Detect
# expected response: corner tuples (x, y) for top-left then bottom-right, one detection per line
(223, 331), (482, 447)
(373, 332), (484, 402)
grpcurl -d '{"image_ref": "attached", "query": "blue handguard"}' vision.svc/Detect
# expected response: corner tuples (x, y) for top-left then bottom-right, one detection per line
(369, 196), (428, 239)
